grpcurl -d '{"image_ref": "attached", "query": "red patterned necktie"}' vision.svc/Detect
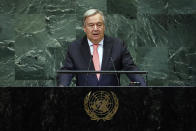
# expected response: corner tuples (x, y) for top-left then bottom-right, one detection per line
(93, 44), (100, 80)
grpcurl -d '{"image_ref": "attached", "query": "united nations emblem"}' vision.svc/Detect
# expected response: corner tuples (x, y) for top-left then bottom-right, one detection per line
(84, 91), (119, 121)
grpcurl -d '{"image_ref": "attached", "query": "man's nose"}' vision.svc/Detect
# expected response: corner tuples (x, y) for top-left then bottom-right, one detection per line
(93, 25), (98, 30)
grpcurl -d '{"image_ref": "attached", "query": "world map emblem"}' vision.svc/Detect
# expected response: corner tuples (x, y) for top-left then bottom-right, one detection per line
(84, 91), (119, 121)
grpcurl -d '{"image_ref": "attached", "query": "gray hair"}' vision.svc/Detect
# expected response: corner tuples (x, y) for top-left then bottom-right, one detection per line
(83, 9), (105, 26)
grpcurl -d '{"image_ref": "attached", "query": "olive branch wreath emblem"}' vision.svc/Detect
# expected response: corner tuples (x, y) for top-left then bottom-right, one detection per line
(84, 91), (119, 121)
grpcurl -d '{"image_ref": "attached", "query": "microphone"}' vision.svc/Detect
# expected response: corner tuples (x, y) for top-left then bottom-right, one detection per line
(84, 55), (93, 86)
(109, 57), (120, 86)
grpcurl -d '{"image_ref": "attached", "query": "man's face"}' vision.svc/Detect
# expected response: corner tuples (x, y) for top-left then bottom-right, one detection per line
(83, 13), (105, 44)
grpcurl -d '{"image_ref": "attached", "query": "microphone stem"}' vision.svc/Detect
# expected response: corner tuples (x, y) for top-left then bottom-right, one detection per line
(110, 57), (120, 86)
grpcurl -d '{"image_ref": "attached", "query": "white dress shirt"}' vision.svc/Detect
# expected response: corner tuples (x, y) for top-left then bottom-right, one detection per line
(87, 39), (104, 68)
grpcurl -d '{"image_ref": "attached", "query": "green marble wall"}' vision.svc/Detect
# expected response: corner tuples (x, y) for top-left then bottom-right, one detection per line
(0, 0), (196, 86)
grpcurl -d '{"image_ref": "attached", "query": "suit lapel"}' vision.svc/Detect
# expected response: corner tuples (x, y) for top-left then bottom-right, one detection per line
(80, 36), (95, 70)
(101, 35), (113, 71)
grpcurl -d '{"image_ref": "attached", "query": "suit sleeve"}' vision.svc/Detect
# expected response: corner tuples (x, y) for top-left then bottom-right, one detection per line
(121, 41), (146, 86)
(57, 44), (74, 86)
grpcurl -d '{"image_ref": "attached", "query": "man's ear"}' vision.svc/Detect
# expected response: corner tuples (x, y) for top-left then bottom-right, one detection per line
(83, 27), (86, 33)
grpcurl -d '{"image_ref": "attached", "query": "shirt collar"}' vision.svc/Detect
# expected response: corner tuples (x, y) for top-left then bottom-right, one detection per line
(87, 39), (104, 47)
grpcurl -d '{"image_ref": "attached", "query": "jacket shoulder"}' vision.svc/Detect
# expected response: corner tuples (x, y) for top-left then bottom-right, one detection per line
(105, 35), (123, 46)
(69, 38), (82, 47)
(67, 38), (85, 52)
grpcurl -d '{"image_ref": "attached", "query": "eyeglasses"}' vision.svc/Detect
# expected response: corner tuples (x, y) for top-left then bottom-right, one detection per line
(86, 23), (104, 29)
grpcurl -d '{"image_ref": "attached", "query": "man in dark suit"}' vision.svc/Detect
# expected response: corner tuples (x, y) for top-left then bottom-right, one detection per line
(58, 9), (146, 86)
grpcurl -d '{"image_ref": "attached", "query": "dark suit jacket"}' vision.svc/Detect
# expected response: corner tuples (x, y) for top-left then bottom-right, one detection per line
(58, 35), (146, 86)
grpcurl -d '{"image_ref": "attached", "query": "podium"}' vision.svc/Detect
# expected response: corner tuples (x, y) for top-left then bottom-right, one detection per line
(57, 70), (148, 86)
